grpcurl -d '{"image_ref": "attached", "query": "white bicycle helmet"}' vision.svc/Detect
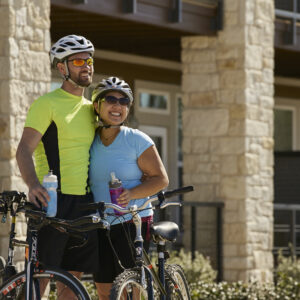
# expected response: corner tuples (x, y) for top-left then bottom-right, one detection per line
(50, 34), (94, 67)
(92, 77), (133, 103)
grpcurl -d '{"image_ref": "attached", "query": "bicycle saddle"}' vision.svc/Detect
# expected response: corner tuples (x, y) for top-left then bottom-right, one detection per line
(151, 221), (179, 243)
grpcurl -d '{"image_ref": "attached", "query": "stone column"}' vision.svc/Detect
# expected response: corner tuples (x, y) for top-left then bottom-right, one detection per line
(182, 0), (274, 281)
(0, 0), (51, 265)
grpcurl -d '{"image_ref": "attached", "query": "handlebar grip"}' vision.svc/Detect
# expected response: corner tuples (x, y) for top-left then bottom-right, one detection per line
(163, 186), (194, 199)
(79, 202), (106, 218)
(80, 203), (99, 211)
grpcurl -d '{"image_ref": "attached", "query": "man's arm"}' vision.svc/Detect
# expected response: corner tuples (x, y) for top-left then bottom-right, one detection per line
(16, 127), (49, 207)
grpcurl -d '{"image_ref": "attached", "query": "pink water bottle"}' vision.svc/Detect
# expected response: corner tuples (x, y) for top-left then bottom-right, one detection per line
(109, 172), (124, 215)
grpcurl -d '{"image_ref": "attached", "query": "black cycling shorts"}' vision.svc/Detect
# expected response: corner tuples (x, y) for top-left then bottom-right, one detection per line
(93, 219), (152, 283)
(36, 192), (99, 273)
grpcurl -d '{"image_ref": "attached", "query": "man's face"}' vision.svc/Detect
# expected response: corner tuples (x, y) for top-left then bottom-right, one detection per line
(66, 52), (94, 87)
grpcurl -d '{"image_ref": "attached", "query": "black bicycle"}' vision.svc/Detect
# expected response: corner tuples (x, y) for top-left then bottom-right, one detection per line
(85, 186), (193, 300)
(0, 190), (108, 300)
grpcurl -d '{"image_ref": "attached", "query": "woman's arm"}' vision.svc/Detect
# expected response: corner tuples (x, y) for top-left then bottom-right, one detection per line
(117, 145), (169, 205)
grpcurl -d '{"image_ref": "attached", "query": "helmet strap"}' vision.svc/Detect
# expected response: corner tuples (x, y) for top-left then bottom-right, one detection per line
(98, 119), (124, 129)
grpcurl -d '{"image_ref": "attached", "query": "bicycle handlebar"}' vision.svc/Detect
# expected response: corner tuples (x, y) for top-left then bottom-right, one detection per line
(1, 186), (194, 232)
(0, 191), (27, 214)
(162, 185), (194, 198)
(23, 205), (110, 232)
(82, 185), (194, 215)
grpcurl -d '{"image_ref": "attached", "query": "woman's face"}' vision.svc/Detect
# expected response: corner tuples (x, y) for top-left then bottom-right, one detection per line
(94, 91), (130, 125)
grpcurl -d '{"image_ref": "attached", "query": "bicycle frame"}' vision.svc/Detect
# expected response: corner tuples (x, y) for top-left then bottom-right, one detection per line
(1, 191), (108, 300)
(1, 193), (28, 284)
(117, 205), (169, 300)
(97, 186), (194, 299)
(25, 228), (40, 300)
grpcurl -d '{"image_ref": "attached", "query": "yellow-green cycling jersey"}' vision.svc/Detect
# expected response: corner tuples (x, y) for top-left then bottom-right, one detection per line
(25, 88), (95, 195)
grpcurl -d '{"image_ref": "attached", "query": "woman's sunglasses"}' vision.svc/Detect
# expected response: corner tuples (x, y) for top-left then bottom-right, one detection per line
(67, 57), (94, 67)
(101, 95), (131, 107)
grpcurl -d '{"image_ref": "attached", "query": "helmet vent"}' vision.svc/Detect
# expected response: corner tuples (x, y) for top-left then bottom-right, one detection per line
(56, 48), (66, 53)
(70, 46), (92, 51)
(65, 42), (76, 46)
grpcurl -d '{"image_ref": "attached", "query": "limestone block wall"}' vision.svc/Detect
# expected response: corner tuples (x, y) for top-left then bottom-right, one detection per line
(182, 0), (274, 281)
(0, 0), (51, 267)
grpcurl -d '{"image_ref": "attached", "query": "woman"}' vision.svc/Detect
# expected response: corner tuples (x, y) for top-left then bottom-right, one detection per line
(89, 76), (169, 299)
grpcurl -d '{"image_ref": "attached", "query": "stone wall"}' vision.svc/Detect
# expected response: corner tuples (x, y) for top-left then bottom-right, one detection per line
(181, 0), (274, 281)
(0, 0), (51, 267)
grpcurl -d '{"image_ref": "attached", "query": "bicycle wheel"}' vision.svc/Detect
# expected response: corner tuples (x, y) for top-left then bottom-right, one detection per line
(0, 257), (5, 286)
(0, 267), (91, 300)
(165, 264), (191, 300)
(110, 269), (151, 300)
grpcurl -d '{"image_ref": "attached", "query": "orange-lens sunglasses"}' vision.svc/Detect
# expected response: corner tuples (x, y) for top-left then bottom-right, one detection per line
(67, 57), (93, 67)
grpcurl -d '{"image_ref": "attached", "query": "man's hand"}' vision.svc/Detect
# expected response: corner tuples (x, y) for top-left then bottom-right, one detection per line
(28, 183), (50, 208)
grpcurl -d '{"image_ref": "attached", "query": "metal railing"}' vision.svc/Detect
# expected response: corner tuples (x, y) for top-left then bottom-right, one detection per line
(184, 201), (224, 282)
(274, 203), (300, 256)
(275, 0), (300, 44)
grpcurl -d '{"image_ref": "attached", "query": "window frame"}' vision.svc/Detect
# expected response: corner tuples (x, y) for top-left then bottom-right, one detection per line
(136, 88), (171, 115)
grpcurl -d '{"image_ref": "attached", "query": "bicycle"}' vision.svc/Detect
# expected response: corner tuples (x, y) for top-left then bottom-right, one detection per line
(84, 186), (193, 300)
(0, 190), (109, 300)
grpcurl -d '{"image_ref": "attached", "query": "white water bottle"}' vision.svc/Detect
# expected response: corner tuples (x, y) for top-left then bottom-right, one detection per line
(42, 170), (58, 217)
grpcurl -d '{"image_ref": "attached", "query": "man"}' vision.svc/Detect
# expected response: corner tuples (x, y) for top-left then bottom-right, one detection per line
(16, 35), (98, 296)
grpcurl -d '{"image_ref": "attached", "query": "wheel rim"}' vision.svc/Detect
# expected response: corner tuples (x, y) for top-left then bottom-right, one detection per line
(118, 279), (148, 300)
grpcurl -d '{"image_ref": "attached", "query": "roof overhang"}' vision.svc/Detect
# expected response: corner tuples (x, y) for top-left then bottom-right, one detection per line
(50, 0), (219, 61)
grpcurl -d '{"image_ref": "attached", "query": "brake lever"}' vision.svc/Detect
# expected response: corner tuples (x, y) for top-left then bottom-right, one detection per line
(159, 201), (182, 210)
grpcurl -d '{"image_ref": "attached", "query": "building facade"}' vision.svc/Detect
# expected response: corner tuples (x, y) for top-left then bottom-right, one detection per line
(0, 0), (298, 282)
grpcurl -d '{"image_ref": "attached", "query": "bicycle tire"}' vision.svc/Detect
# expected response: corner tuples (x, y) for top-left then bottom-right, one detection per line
(110, 269), (155, 300)
(0, 266), (91, 300)
(165, 264), (191, 300)
(0, 257), (5, 286)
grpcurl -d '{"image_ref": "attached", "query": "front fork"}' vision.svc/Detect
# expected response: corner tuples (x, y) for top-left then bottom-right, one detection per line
(132, 213), (156, 300)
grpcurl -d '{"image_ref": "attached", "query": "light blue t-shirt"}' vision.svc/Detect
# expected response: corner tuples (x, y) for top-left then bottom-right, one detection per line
(89, 126), (154, 225)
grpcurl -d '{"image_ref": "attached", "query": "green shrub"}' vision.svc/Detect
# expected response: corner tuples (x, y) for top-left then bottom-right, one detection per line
(275, 249), (300, 282)
(82, 281), (98, 300)
(274, 249), (300, 299)
(189, 248), (300, 300)
(150, 248), (217, 284)
(190, 281), (278, 300)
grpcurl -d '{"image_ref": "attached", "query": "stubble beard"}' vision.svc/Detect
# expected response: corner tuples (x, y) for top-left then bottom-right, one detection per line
(69, 70), (93, 87)
(77, 72), (93, 87)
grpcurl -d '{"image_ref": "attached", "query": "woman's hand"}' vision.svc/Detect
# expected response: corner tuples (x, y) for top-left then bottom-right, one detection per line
(117, 189), (132, 207)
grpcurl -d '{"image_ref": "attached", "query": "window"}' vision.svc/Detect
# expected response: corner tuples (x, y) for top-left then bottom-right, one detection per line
(274, 107), (295, 151)
(138, 125), (167, 169)
(137, 89), (170, 114)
